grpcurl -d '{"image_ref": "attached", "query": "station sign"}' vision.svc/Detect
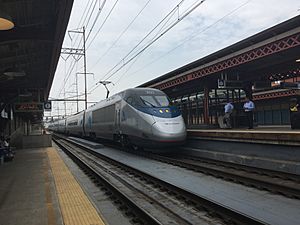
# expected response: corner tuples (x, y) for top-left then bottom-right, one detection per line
(14, 103), (44, 112)
(218, 79), (243, 89)
(280, 82), (300, 89)
(44, 101), (52, 111)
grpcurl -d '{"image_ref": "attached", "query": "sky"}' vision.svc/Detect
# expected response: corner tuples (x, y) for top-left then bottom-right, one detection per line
(47, 0), (300, 117)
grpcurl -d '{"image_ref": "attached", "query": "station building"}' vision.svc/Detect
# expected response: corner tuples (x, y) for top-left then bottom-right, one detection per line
(140, 15), (300, 128)
(0, 0), (74, 147)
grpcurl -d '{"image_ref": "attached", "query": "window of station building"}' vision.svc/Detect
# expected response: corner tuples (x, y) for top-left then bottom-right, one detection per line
(196, 93), (204, 101)
(189, 94), (197, 101)
(175, 97), (181, 103)
(181, 95), (189, 102)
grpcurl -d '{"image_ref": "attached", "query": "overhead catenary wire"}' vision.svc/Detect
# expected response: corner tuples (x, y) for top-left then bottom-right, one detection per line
(77, 0), (93, 31)
(59, 0), (119, 103)
(87, 0), (185, 93)
(87, 0), (120, 50)
(100, 0), (186, 79)
(89, 0), (152, 70)
(87, 0), (186, 93)
(94, 0), (206, 88)
(116, 0), (253, 86)
(86, 0), (107, 41)
(57, 0), (96, 97)
(57, 0), (106, 101)
(71, 0), (96, 49)
(76, 0), (107, 52)
(88, 0), (205, 94)
(74, 0), (185, 97)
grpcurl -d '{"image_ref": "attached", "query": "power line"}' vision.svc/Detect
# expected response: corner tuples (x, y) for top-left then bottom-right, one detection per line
(75, 0), (104, 49)
(101, 0), (186, 79)
(86, 0), (107, 41)
(96, 0), (206, 85)
(89, 0), (152, 70)
(87, 0), (120, 50)
(58, 0), (102, 100)
(57, 0), (96, 98)
(83, 0), (98, 31)
(89, 0), (186, 90)
(88, 0), (204, 94)
(116, 0), (253, 86)
(71, 0), (96, 49)
(77, 0), (93, 28)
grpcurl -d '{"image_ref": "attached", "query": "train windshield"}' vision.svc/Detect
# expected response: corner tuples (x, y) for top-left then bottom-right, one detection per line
(140, 95), (170, 107)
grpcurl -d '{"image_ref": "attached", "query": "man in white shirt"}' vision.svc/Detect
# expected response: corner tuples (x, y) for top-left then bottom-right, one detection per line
(224, 102), (234, 128)
(243, 97), (255, 129)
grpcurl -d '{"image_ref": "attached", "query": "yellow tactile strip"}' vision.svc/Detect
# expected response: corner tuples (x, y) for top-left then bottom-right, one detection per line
(47, 147), (105, 225)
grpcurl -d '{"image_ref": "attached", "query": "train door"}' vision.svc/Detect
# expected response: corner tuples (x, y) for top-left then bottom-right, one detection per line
(115, 102), (121, 132)
(82, 111), (86, 136)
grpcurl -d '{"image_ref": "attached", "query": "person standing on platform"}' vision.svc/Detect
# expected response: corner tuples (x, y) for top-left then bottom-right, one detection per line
(243, 97), (255, 129)
(224, 102), (234, 128)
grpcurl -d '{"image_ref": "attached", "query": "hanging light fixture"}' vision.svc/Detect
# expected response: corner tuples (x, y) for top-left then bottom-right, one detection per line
(3, 68), (26, 78)
(0, 10), (14, 30)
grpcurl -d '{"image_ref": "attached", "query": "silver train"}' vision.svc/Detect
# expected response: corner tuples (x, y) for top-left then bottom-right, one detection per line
(49, 88), (186, 149)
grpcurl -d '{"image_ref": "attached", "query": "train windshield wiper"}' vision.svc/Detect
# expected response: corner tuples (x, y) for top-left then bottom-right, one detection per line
(140, 97), (157, 107)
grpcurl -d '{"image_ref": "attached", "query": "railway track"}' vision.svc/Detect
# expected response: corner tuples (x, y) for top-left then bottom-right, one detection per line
(101, 140), (300, 199)
(144, 150), (300, 199)
(53, 135), (264, 225)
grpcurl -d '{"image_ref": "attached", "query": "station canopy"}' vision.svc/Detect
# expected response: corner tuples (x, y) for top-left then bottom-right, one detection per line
(0, 0), (73, 106)
(140, 15), (300, 98)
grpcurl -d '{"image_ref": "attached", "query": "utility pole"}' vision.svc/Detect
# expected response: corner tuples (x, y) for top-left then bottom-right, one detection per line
(83, 26), (87, 109)
(76, 72), (93, 112)
(61, 26), (88, 111)
(76, 73), (78, 112)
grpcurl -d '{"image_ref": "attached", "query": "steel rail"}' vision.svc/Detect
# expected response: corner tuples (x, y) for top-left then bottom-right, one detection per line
(53, 137), (162, 225)
(53, 135), (265, 225)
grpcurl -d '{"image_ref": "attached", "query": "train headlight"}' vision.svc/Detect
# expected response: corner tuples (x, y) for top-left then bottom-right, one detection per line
(165, 109), (169, 113)
(159, 109), (163, 113)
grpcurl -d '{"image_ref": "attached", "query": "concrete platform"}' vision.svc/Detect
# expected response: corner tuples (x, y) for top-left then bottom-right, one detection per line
(68, 136), (104, 149)
(0, 147), (62, 225)
(75, 142), (300, 225)
(0, 146), (106, 225)
(187, 126), (300, 175)
(188, 126), (300, 146)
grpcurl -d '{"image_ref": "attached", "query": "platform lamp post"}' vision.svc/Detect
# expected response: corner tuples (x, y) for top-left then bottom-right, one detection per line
(97, 81), (114, 99)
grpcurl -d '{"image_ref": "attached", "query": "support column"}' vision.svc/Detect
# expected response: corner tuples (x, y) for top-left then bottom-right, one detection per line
(203, 87), (209, 125)
(244, 82), (253, 99)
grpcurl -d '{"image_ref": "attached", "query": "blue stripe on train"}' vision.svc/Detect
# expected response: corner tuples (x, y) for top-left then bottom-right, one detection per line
(135, 106), (181, 118)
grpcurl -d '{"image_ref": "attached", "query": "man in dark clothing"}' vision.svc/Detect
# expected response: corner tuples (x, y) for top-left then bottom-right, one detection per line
(243, 97), (255, 129)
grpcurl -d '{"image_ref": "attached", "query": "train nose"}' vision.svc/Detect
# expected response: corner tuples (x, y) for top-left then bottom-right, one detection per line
(151, 117), (186, 140)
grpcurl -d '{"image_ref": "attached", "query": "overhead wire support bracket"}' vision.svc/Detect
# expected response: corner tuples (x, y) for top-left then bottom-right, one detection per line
(61, 48), (84, 56)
